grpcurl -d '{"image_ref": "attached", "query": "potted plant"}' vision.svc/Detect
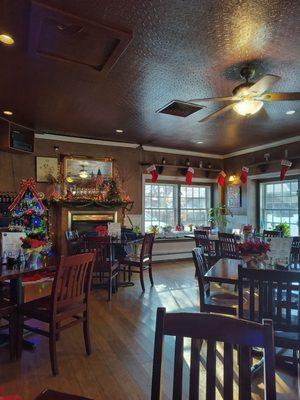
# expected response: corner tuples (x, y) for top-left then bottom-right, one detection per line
(275, 223), (290, 237)
(208, 205), (232, 233)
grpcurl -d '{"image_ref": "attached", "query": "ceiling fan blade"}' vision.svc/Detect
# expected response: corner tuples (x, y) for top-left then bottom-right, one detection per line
(247, 74), (281, 96)
(188, 96), (236, 103)
(258, 92), (300, 101)
(198, 104), (234, 122)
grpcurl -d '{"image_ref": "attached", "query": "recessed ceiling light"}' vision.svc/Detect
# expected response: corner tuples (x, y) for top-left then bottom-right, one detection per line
(115, 129), (124, 133)
(3, 110), (13, 116)
(286, 110), (295, 115)
(0, 34), (14, 45)
(196, 141), (203, 144)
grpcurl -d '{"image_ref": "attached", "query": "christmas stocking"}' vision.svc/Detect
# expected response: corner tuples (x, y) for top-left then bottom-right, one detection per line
(280, 159), (292, 181)
(147, 164), (158, 183)
(217, 171), (226, 187)
(185, 167), (194, 185)
(240, 166), (249, 184)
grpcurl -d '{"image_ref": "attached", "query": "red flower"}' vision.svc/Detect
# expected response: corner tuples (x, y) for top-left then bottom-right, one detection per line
(237, 239), (270, 255)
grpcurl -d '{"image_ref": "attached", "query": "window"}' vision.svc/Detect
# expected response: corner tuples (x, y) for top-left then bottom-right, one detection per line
(260, 179), (299, 236)
(144, 183), (177, 231)
(144, 182), (211, 232)
(180, 185), (211, 229)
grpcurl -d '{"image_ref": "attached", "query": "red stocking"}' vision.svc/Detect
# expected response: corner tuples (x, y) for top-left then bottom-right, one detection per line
(217, 171), (226, 187)
(147, 164), (158, 183)
(185, 167), (194, 185)
(280, 160), (292, 181)
(240, 166), (249, 184)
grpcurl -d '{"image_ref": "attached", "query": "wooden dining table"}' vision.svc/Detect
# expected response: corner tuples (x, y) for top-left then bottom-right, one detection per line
(0, 256), (57, 352)
(205, 257), (300, 284)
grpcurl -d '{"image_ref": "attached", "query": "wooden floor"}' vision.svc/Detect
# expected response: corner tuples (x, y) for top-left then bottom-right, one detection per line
(0, 260), (299, 399)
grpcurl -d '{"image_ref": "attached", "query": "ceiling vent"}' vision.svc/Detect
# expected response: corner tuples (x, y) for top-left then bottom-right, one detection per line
(30, 2), (132, 74)
(156, 100), (205, 117)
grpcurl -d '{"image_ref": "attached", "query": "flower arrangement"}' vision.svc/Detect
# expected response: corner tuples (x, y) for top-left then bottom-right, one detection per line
(237, 239), (270, 255)
(242, 224), (252, 234)
(20, 237), (46, 252)
(0, 388), (21, 400)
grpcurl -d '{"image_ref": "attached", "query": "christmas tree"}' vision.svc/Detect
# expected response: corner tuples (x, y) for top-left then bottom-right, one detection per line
(8, 179), (47, 251)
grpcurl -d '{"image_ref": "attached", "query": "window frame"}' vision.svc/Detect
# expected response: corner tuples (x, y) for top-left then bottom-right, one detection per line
(143, 180), (214, 232)
(258, 176), (300, 236)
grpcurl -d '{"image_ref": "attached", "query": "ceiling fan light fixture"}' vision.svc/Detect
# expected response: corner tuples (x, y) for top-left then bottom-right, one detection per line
(233, 100), (263, 116)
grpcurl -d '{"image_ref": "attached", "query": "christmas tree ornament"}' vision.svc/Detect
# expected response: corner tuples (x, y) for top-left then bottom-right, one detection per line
(147, 164), (158, 183)
(185, 167), (194, 185)
(217, 171), (226, 187)
(280, 159), (292, 181)
(240, 166), (249, 184)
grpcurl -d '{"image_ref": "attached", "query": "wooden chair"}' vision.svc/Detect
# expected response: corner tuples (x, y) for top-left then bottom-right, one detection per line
(194, 229), (219, 266)
(192, 247), (237, 315)
(35, 390), (92, 400)
(238, 265), (300, 371)
(119, 233), (155, 292)
(84, 236), (119, 301)
(218, 233), (241, 259)
(263, 230), (282, 238)
(0, 299), (16, 360)
(290, 236), (300, 263)
(20, 252), (95, 375)
(151, 308), (276, 400)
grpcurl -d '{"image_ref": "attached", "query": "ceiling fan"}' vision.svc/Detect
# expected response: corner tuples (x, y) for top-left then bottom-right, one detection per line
(187, 66), (300, 122)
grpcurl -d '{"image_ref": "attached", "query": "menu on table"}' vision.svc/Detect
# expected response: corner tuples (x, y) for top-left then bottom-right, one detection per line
(267, 237), (293, 263)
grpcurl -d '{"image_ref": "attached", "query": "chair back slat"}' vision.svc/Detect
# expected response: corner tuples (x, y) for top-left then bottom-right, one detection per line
(173, 336), (184, 400)
(194, 230), (217, 263)
(194, 230), (209, 251)
(238, 266), (300, 334)
(189, 338), (201, 400)
(223, 343), (233, 400)
(152, 308), (276, 400)
(263, 230), (282, 238)
(290, 237), (300, 263)
(205, 340), (216, 400)
(84, 236), (113, 272)
(218, 233), (240, 259)
(52, 253), (95, 316)
(140, 233), (155, 262)
(192, 248), (209, 311)
(238, 346), (251, 400)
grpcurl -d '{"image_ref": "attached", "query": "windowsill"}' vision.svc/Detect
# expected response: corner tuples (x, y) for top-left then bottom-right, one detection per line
(154, 236), (194, 242)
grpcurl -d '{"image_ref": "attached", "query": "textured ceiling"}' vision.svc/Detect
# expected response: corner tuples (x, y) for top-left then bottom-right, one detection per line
(0, 0), (300, 154)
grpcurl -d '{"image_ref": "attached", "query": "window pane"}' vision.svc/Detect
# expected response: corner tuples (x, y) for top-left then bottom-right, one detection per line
(260, 180), (299, 235)
(144, 183), (176, 231)
(180, 185), (210, 230)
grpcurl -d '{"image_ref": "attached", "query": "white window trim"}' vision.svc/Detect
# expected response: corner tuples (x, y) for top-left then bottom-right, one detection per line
(141, 174), (215, 233)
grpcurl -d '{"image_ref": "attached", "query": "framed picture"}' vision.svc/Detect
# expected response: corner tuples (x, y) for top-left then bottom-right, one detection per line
(36, 157), (59, 182)
(226, 185), (242, 208)
(63, 156), (113, 184)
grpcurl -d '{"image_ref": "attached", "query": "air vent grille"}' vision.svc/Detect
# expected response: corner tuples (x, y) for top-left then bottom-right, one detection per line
(157, 100), (204, 117)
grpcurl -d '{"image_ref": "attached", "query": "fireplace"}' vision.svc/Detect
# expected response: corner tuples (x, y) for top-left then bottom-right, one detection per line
(68, 210), (117, 234)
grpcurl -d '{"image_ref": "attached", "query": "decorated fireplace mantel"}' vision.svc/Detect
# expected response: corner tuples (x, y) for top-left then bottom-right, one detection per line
(48, 200), (134, 255)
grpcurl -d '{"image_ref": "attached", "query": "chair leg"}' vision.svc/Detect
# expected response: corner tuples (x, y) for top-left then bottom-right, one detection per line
(115, 274), (118, 292)
(148, 264), (154, 286)
(56, 322), (60, 341)
(49, 324), (58, 376)
(83, 312), (91, 356)
(108, 272), (112, 301)
(9, 314), (16, 361)
(16, 311), (23, 359)
(139, 267), (145, 292)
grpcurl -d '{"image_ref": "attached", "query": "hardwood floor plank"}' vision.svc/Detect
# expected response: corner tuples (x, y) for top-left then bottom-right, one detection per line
(0, 261), (298, 399)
